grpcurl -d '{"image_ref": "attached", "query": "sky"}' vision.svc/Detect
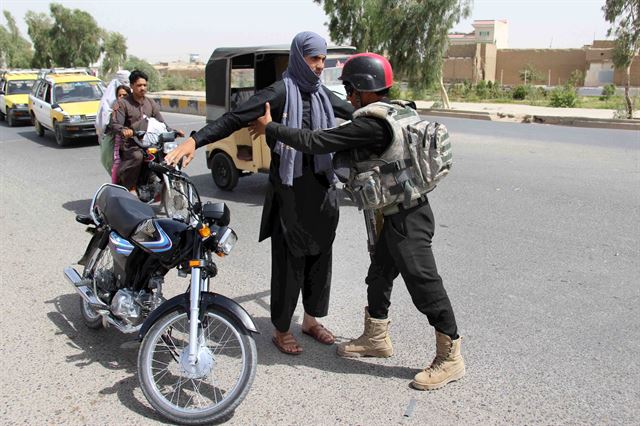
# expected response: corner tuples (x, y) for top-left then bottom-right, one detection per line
(1, 0), (613, 64)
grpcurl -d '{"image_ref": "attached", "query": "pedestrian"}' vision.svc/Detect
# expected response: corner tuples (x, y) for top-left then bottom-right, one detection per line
(248, 53), (465, 390)
(96, 70), (130, 178)
(165, 32), (354, 355)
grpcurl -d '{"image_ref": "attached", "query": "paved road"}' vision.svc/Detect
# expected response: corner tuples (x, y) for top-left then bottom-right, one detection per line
(1, 113), (638, 425)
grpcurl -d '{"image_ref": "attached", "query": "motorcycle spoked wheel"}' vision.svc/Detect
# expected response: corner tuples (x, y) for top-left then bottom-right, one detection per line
(162, 180), (190, 220)
(80, 246), (114, 329)
(138, 309), (257, 425)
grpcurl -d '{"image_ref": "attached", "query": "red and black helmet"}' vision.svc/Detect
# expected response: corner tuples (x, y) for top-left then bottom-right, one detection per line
(340, 53), (393, 92)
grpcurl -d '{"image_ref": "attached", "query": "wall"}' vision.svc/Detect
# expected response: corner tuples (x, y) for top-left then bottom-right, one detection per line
(613, 59), (640, 86)
(495, 49), (586, 85)
(442, 57), (475, 82)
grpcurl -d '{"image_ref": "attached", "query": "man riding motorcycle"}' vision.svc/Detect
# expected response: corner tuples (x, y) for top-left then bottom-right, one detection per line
(111, 69), (184, 195)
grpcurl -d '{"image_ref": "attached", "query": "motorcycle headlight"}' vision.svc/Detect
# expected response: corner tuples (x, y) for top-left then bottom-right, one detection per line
(163, 141), (178, 154)
(217, 227), (237, 255)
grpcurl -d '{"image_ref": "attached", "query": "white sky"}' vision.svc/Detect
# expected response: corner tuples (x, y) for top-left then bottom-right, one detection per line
(1, 0), (612, 63)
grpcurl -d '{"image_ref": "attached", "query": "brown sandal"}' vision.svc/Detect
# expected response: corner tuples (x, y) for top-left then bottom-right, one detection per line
(302, 324), (335, 345)
(272, 332), (303, 355)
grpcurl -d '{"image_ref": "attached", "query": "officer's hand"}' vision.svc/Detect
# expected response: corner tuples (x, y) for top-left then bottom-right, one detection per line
(248, 102), (272, 140)
(166, 137), (196, 167)
(122, 128), (134, 138)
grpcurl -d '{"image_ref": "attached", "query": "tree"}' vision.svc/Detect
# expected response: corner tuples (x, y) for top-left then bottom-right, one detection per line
(24, 11), (53, 68)
(519, 64), (544, 85)
(314, 0), (472, 107)
(49, 3), (102, 67)
(0, 11), (33, 68)
(123, 56), (161, 92)
(101, 31), (128, 77)
(603, 0), (640, 119)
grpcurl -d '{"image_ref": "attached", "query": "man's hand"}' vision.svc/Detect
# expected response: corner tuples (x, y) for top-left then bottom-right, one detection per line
(166, 137), (196, 167)
(175, 129), (185, 137)
(122, 128), (134, 138)
(248, 102), (272, 140)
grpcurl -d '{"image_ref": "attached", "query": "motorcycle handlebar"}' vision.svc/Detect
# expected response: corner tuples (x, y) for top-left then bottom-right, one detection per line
(147, 161), (174, 175)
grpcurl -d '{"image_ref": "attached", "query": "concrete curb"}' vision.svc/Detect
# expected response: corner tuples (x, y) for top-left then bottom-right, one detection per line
(147, 94), (206, 116)
(150, 93), (640, 131)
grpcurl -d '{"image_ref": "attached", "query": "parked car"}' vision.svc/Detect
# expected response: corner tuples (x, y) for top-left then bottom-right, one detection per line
(204, 45), (355, 190)
(28, 70), (104, 146)
(0, 69), (39, 127)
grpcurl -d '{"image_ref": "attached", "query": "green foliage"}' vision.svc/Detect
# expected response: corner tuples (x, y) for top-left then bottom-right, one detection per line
(567, 69), (584, 87)
(101, 32), (127, 77)
(24, 11), (53, 68)
(0, 11), (33, 68)
(314, 0), (472, 88)
(549, 86), (577, 107)
(160, 73), (205, 91)
(512, 85), (529, 100)
(600, 83), (617, 100)
(49, 3), (102, 67)
(603, 0), (640, 118)
(123, 56), (160, 91)
(519, 64), (544, 84)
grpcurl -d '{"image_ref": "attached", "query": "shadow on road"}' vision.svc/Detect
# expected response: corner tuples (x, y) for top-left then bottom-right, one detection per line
(16, 129), (98, 149)
(45, 293), (168, 423)
(233, 289), (414, 380)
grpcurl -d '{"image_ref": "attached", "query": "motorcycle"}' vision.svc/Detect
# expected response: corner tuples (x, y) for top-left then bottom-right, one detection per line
(130, 130), (191, 221)
(64, 163), (258, 424)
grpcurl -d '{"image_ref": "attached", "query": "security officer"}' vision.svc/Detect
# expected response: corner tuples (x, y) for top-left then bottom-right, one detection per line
(248, 53), (465, 390)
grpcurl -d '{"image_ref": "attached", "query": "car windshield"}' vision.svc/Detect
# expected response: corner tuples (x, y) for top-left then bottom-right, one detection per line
(54, 81), (103, 103)
(7, 80), (35, 95)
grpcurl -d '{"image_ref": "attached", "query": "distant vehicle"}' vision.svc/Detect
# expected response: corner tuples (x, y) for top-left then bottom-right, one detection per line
(204, 45), (355, 190)
(0, 69), (39, 127)
(28, 71), (104, 146)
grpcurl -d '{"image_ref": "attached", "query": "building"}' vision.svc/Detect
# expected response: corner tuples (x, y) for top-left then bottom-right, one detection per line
(448, 19), (509, 49)
(444, 32), (639, 87)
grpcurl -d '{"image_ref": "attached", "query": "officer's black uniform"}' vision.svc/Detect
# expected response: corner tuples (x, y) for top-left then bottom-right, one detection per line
(191, 80), (354, 332)
(265, 99), (458, 338)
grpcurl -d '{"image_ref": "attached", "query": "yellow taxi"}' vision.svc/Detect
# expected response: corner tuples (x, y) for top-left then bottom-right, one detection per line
(0, 70), (39, 127)
(29, 70), (104, 146)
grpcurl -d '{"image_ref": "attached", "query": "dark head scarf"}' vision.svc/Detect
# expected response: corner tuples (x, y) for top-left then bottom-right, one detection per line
(274, 31), (337, 186)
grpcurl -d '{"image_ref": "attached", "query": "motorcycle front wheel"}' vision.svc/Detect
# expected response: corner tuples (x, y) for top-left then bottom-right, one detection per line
(79, 245), (114, 329)
(138, 309), (257, 425)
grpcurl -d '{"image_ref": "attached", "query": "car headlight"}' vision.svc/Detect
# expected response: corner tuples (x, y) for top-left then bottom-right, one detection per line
(217, 227), (237, 255)
(67, 115), (82, 123)
(163, 141), (178, 154)
(14, 103), (28, 109)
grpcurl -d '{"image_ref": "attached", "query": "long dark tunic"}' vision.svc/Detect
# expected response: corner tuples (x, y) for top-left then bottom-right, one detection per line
(192, 80), (354, 256)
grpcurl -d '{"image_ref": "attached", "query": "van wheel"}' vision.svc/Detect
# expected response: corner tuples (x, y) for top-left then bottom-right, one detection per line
(33, 117), (45, 137)
(211, 152), (239, 191)
(54, 122), (69, 146)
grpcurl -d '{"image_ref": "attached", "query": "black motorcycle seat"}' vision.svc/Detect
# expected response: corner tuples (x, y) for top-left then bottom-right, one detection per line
(95, 186), (155, 237)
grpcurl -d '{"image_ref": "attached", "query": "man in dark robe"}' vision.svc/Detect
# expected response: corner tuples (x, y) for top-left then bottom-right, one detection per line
(166, 32), (354, 354)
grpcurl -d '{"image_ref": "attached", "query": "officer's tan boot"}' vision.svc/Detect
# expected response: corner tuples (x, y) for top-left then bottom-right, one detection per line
(337, 307), (393, 358)
(411, 331), (465, 390)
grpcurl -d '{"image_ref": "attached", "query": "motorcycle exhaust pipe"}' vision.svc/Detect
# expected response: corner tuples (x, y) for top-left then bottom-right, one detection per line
(63, 267), (109, 311)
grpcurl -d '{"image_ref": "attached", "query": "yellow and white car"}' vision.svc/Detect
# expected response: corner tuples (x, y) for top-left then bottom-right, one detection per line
(29, 72), (104, 146)
(0, 70), (39, 127)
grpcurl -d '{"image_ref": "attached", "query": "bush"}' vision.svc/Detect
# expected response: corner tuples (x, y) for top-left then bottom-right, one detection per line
(475, 80), (489, 98)
(512, 85), (529, 100)
(549, 87), (577, 107)
(600, 83), (616, 101)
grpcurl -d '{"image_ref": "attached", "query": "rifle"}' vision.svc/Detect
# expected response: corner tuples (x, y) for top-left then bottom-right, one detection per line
(363, 208), (383, 260)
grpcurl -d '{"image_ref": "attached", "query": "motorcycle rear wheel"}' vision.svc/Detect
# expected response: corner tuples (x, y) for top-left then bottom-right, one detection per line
(79, 246), (114, 329)
(138, 309), (257, 425)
